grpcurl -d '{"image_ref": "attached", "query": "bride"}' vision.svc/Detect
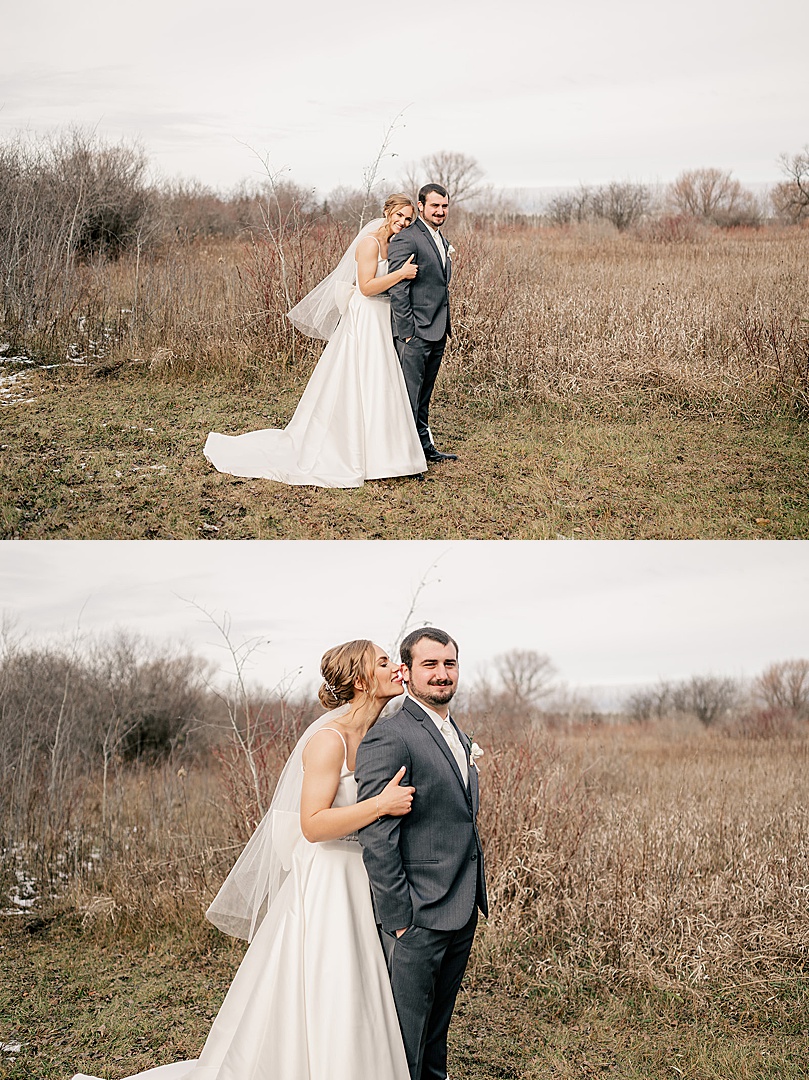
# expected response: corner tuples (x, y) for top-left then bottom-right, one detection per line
(203, 195), (427, 488)
(73, 640), (414, 1080)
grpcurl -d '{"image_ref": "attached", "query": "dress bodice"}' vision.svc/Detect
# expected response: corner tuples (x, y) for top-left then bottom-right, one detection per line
(332, 763), (358, 808)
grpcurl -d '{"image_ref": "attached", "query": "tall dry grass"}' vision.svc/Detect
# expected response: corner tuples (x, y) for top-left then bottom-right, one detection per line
(4, 723), (807, 997)
(4, 212), (808, 416)
(475, 724), (809, 992)
(443, 224), (809, 414)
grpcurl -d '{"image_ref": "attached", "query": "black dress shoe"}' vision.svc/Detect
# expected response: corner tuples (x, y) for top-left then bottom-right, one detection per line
(425, 447), (458, 463)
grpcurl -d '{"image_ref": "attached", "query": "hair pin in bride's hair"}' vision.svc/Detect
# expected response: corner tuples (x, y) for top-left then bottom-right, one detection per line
(323, 679), (340, 701)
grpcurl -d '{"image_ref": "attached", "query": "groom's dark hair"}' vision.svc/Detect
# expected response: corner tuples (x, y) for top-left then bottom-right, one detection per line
(400, 627), (458, 669)
(418, 183), (449, 205)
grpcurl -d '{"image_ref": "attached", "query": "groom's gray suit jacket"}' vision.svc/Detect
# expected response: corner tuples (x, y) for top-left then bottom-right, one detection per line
(388, 218), (452, 343)
(355, 695), (488, 933)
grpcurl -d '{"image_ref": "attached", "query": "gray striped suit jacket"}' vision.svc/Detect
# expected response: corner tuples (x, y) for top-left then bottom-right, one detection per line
(388, 217), (452, 343)
(355, 695), (488, 933)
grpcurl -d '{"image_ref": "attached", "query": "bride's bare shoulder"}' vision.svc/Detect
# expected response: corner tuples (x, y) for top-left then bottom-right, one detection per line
(302, 726), (346, 767)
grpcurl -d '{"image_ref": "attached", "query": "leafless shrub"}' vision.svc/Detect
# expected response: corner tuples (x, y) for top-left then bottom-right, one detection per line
(734, 706), (802, 740)
(545, 185), (593, 226)
(771, 147), (809, 223)
(0, 129), (151, 353)
(625, 680), (673, 723)
(590, 181), (653, 231)
(754, 658), (809, 718)
(472, 649), (558, 740)
(633, 213), (702, 244)
(671, 674), (741, 727)
(543, 182), (652, 231)
(667, 168), (761, 227)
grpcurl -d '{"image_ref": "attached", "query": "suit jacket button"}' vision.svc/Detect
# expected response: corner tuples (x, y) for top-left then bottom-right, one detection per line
(471, 853), (478, 861)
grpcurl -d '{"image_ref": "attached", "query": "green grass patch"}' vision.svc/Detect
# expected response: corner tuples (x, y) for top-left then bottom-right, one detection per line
(2, 917), (807, 1079)
(2, 364), (807, 538)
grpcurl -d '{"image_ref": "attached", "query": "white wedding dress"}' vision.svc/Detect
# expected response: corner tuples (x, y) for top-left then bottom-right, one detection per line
(73, 732), (410, 1080)
(203, 249), (427, 487)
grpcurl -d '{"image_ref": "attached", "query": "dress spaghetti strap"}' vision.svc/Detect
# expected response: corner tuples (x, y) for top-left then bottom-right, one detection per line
(317, 726), (350, 770)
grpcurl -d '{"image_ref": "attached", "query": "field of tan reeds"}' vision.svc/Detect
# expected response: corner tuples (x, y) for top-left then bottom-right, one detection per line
(2, 720), (808, 1078)
(4, 722), (807, 984)
(4, 219), (809, 539)
(7, 222), (808, 415)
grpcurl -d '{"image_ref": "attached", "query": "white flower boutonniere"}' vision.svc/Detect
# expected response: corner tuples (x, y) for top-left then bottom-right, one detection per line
(447, 243), (456, 258)
(469, 741), (484, 769)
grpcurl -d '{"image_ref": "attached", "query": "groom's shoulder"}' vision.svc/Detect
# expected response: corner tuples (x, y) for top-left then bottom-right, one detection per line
(391, 220), (425, 246)
(374, 696), (422, 734)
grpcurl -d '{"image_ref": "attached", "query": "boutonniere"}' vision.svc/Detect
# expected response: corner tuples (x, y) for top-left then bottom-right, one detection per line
(447, 243), (456, 257)
(469, 741), (484, 769)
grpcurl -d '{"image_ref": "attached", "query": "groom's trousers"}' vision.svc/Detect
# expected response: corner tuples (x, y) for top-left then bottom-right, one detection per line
(395, 334), (447, 453)
(379, 907), (478, 1080)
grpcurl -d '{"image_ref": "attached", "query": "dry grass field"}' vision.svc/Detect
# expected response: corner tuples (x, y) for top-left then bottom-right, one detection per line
(2, 723), (807, 1078)
(2, 224), (808, 539)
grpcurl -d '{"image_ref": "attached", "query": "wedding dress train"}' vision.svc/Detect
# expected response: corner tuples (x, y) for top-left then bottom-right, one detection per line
(72, 737), (410, 1080)
(203, 254), (426, 488)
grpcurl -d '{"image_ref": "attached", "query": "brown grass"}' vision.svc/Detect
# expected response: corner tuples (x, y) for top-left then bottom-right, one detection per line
(3, 723), (808, 1078)
(474, 725), (809, 992)
(4, 222), (808, 539)
(4, 724), (807, 991)
(5, 221), (809, 413)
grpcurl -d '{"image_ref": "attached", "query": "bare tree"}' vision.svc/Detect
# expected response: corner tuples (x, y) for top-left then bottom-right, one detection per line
(402, 150), (485, 206)
(771, 147), (809, 223)
(542, 185), (591, 225)
(625, 680), (672, 723)
(545, 185), (593, 226)
(671, 674), (740, 727)
(590, 182), (652, 231)
(667, 168), (760, 226)
(754, 659), (809, 717)
(494, 649), (557, 709)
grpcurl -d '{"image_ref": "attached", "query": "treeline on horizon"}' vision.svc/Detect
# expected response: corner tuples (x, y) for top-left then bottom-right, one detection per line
(2, 129), (807, 252)
(2, 625), (807, 781)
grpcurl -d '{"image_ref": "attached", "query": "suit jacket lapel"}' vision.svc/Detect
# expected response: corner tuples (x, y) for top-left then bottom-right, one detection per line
(415, 218), (449, 280)
(404, 696), (472, 799)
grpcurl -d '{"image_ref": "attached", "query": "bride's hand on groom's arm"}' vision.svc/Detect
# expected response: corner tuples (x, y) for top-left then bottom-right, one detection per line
(377, 766), (415, 818)
(396, 254), (418, 282)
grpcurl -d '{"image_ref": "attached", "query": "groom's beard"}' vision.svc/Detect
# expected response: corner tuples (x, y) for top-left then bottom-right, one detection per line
(412, 680), (456, 710)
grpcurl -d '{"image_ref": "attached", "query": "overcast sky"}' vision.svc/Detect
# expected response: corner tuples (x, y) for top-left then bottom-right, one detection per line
(2, 0), (806, 194)
(2, 541), (807, 703)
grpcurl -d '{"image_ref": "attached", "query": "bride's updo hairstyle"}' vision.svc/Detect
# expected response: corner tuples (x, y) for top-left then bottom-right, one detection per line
(382, 192), (415, 221)
(319, 639), (376, 710)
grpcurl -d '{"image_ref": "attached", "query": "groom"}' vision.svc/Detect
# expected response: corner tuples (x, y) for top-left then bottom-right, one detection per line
(388, 185), (457, 463)
(356, 627), (488, 1080)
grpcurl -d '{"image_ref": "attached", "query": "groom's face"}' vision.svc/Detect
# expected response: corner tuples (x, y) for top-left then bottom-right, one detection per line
(419, 192), (449, 229)
(405, 639), (459, 713)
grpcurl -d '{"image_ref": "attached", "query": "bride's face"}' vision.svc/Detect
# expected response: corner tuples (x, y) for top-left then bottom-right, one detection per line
(387, 205), (414, 234)
(368, 644), (406, 701)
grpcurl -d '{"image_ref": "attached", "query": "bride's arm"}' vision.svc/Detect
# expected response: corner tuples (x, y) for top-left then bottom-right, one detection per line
(356, 236), (418, 297)
(299, 728), (413, 843)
